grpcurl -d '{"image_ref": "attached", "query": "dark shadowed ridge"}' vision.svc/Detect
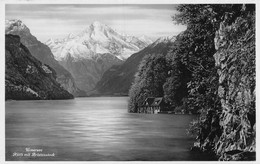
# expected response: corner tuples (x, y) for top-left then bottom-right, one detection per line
(5, 34), (74, 100)
(92, 36), (176, 96)
(5, 19), (86, 97)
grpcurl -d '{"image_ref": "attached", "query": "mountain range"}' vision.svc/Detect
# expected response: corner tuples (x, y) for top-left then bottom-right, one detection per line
(5, 19), (172, 96)
(92, 36), (176, 96)
(46, 21), (153, 92)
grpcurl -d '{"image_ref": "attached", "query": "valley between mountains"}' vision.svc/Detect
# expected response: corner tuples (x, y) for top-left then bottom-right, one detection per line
(5, 4), (256, 161)
(5, 20), (158, 98)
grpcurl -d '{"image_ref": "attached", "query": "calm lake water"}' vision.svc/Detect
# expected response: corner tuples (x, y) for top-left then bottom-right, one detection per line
(6, 97), (209, 161)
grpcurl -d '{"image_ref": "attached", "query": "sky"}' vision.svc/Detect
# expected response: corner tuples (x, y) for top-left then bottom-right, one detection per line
(5, 4), (187, 42)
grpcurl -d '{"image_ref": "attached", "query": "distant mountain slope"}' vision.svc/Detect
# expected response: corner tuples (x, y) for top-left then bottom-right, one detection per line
(46, 21), (153, 61)
(5, 19), (85, 96)
(93, 36), (176, 96)
(46, 21), (153, 92)
(5, 34), (73, 100)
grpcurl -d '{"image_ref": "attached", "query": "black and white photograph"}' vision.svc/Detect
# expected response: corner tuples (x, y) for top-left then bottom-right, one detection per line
(2, 0), (258, 163)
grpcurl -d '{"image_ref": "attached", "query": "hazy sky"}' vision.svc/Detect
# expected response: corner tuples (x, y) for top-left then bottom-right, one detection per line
(6, 4), (187, 42)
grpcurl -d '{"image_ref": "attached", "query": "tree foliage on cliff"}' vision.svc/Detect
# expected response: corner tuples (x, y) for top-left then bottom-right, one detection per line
(128, 3), (255, 161)
(128, 54), (168, 112)
(128, 4), (255, 115)
(163, 38), (191, 111)
(174, 4), (255, 160)
(165, 4), (254, 113)
(170, 4), (238, 114)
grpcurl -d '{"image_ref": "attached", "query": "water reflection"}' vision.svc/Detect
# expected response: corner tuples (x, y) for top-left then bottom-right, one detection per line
(6, 97), (198, 161)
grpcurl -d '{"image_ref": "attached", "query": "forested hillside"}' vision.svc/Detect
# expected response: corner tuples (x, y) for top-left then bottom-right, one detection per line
(94, 37), (175, 96)
(128, 4), (255, 161)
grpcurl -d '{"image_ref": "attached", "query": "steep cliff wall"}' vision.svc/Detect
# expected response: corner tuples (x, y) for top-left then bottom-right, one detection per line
(5, 34), (74, 100)
(213, 13), (255, 160)
(194, 10), (255, 161)
(5, 19), (85, 96)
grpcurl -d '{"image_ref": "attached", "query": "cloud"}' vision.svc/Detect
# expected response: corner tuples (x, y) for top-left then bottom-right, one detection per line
(5, 4), (186, 42)
(110, 19), (186, 39)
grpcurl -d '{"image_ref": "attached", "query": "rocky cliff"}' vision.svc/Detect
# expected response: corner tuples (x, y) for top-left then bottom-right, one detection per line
(5, 34), (74, 100)
(194, 8), (255, 161)
(5, 19), (85, 96)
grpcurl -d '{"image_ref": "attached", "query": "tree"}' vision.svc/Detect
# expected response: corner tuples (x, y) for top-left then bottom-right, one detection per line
(171, 4), (231, 114)
(128, 53), (168, 113)
(163, 38), (191, 111)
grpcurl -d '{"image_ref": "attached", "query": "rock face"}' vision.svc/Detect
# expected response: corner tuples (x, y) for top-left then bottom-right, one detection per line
(213, 14), (255, 160)
(46, 21), (152, 92)
(93, 36), (176, 96)
(5, 34), (74, 100)
(5, 19), (84, 96)
(195, 9), (255, 161)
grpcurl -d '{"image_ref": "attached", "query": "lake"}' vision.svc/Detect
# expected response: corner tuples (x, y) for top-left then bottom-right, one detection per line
(6, 97), (210, 161)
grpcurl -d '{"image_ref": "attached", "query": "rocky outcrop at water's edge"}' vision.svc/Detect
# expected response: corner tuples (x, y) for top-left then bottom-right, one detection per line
(192, 9), (255, 161)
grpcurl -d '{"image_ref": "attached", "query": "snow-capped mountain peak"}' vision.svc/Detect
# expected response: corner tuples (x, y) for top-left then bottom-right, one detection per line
(5, 19), (30, 34)
(90, 21), (105, 29)
(46, 21), (152, 61)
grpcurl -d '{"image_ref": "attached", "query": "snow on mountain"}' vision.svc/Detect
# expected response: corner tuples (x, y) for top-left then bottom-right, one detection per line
(138, 35), (154, 45)
(5, 19), (30, 34)
(46, 21), (152, 61)
(150, 36), (176, 47)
